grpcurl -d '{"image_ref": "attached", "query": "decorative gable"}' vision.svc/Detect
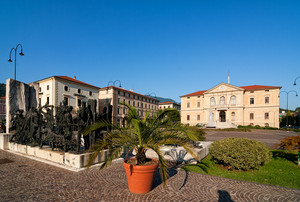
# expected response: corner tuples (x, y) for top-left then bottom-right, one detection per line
(204, 83), (244, 94)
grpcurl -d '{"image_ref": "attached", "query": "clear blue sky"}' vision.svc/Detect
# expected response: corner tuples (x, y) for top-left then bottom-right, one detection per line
(1, 0), (300, 109)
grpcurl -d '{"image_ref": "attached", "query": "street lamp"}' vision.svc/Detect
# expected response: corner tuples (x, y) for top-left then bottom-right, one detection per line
(107, 80), (122, 88)
(279, 90), (298, 127)
(8, 44), (25, 80)
(293, 77), (300, 86)
(146, 92), (157, 98)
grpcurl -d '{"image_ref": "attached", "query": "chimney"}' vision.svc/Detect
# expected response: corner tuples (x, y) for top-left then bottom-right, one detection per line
(74, 76), (76, 80)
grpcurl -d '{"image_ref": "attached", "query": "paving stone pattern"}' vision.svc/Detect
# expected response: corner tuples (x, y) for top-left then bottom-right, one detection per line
(205, 129), (300, 148)
(0, 150), (299, 201)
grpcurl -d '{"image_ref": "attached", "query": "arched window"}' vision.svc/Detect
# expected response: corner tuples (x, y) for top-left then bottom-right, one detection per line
(210, 97), (215, 107)
(220, 96), (225, 106)
(231, 112), (235, 121)
(230, 96), (236, 105)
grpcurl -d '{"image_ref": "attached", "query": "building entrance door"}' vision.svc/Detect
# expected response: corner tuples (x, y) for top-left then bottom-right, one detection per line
(219, 111), (226, 122)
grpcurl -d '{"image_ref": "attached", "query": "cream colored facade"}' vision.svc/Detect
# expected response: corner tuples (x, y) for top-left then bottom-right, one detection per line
(99, 86), (159, 126)
(180, 83), (281, 128)
(35, 76), (99, 114)
(159, 101), (181, 111)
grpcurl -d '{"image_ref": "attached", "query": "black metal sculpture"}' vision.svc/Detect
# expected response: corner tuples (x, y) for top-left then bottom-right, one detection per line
(9, 99), (111, 153)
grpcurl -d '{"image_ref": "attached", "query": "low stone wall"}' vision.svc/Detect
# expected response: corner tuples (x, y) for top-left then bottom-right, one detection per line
(0, 133), (13, 150)
(6, 141), (111, 169)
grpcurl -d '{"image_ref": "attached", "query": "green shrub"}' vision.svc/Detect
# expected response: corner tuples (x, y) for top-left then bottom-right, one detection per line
(209, 138), (272, 170)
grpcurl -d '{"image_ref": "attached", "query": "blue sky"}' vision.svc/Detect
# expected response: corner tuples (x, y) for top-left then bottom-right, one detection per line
(1, 0), (300, 109)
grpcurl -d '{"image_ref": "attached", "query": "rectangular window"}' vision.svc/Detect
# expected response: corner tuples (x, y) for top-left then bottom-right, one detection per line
(39, 87), (41, 92)
(197, 115), (200, 121)
(39, 98), (41, 107)
(46, 97), (49, 105)
(265, 113), (269, 120)
(64, 86), (69, 91)
(250, 98), (254, 104)
(265, 97), (269, 104)
(138, 102), (140, 107)
(118, 98), (120, 103)
(187, 115), (190, 121)
(124, 92), (126, 96)
(47, 85), (49, 90)
(197, 102), (200, 108)
(118, 91), (120, 95)
(118, 107), (120, 114)
(123, 108), (126, 114)
(133, 101), (135, 107)
(250, 113), (254, 120)
(145, 104), (147, 109)
(78, 89), (81, 94)
(187, 103), (190, 108)
(129, 100), (131, 105)
(77, 99), (82, 107)
(64, 97), (69, 105)
(133, 95), (135, 99)
(141, 103), (143, 108)
(89, 91), (93, 96)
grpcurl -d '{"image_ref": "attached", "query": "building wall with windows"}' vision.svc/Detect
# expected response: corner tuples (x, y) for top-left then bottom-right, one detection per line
(35, 76), (99, 114)
(0, 97), (5, 120)
(180, 83), (281, 128)
(99, 86), (159, 127)
(159, 101), (181, 111)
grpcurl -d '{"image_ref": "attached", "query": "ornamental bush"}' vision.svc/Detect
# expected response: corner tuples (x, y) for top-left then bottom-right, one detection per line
(209, 138), (272, 170)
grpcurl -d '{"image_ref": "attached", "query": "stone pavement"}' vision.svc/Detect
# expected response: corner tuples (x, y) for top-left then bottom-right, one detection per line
(205, 129), (299, 148)
(0, 150), (299, 201)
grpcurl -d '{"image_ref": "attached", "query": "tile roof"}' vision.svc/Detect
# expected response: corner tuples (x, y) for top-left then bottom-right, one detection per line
(159, 101), (174, 104)
(101, 86), (159, 102)
(36, 76), (99, 89)
(180, 85), (281, 97)
(159, 101), (180, 106)
(240, 85), (281, 91)
(180, 90), (207, 97)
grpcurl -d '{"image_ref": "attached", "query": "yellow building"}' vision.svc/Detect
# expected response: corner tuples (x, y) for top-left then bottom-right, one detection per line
(180, 83), (281, 128)
(99, 86), (159, 127)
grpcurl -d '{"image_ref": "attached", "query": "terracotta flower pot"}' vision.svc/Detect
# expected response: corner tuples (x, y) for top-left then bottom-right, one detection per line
(123, 159), (159, 194)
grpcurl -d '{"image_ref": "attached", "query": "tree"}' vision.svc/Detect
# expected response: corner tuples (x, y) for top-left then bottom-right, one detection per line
(84, 103), (204, 185)
(278, 135), (300, 166)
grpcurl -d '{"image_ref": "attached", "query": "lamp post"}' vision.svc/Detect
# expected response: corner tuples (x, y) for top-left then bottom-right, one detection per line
(8, 44), (25, 80)
(146, 92), (157, 98)
(293, 77), (300, 86)
(279, 90), (298, 127)
(107, 80), (122, 88)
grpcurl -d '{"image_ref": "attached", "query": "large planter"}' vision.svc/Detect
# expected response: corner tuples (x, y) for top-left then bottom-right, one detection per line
(123, 159), (159, 194)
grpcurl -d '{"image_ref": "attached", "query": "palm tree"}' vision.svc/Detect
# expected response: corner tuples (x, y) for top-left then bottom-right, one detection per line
(83, 103), (204, 185)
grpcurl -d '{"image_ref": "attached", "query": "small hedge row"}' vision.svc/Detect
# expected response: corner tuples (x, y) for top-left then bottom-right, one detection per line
(209, 138), (272, 170)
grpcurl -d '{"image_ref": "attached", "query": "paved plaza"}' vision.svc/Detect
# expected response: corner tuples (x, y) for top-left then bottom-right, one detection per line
(205, 129), (299, 148)
(0, 149), (299, 202)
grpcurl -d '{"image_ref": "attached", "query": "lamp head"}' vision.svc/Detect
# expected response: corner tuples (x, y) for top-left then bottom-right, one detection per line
(8, 59), (12, 62)
(19, 52), (24, 56)
(119, 84), (122, 88)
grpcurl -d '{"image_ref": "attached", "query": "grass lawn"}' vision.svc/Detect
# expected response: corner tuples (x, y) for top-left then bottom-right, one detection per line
(182, 150), (300, 189)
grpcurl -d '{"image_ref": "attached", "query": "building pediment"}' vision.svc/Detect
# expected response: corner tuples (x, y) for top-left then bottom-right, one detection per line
(204, 83), (244, 94)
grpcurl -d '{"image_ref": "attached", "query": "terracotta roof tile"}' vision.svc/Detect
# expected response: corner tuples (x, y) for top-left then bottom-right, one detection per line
(240, 85), (281, 91)
(180, 90), (206, 97)
(55, 76), (99, 89)
(180, 85), (281, 97)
